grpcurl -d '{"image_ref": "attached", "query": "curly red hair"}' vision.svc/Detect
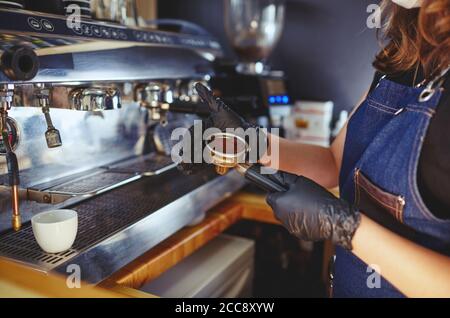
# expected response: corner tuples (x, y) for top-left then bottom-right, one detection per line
(374, 0), (450, 79)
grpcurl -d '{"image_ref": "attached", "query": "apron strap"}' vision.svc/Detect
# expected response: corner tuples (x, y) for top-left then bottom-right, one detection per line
(418, 65), (450, 103)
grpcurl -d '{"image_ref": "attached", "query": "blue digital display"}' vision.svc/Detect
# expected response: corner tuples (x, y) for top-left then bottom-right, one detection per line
(268, 95), (290, 105)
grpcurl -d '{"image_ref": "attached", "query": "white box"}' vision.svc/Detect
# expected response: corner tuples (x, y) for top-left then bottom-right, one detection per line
(284, 100), (334, 147)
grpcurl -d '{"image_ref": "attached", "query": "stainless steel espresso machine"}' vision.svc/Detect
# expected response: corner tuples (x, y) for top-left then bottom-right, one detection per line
(0, 5), (245, 283)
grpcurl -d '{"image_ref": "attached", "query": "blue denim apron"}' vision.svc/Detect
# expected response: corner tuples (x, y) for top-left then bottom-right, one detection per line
(334, 69), (450, 298)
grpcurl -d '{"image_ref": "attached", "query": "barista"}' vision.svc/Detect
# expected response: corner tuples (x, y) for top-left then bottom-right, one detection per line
(180, 0), (450, 297)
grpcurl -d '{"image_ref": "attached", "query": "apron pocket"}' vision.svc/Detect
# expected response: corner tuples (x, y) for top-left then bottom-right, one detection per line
(354, 168), (405, 223)
(353, 168), (446, 250)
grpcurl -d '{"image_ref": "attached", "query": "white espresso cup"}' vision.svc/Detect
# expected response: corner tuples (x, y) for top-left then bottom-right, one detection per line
(31, 209), (78, 254)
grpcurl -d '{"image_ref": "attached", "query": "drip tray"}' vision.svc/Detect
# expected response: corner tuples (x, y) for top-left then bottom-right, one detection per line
(0, 227), (77, 268)
(107, 153), (176, 176)
(44, 154), (176, 196)
(46, 172), (137, 195)
(0, 169), (218, 272)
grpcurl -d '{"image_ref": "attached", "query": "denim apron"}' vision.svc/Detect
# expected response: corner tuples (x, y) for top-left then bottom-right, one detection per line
(333, 68), (450, 298)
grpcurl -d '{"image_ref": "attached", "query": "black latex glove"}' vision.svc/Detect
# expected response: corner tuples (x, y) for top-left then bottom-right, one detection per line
(194, 83), (252, 131)
(178, 83), (266, 175)
(266, 172), (361, 250)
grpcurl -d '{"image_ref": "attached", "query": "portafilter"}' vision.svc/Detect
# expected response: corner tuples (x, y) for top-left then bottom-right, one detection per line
(206, 132), (287, 192)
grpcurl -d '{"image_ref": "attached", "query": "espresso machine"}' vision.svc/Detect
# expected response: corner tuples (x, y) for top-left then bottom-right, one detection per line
(211, 0), (291, 128)
(0, 4), (246, 283)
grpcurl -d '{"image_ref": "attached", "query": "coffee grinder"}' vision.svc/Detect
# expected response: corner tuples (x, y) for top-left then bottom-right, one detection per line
(210, 0), (291, 130)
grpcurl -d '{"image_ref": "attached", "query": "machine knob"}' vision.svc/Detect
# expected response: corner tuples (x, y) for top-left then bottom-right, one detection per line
(1, 46), (39, 81)
(69, 87), (122, 111)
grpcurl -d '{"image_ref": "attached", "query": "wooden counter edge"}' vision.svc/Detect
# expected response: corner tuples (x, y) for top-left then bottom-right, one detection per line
(0, 258), (125, 298)
(228, 192), (280, 225)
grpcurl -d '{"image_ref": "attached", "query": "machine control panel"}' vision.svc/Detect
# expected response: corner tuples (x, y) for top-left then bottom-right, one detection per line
(0, 8), (222, 53)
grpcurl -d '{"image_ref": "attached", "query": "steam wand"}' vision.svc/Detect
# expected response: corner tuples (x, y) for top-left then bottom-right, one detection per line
(0, 85), (21, 231)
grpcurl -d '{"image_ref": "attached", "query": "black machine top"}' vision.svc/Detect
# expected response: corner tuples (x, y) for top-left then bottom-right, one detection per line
(0, 8), (223, 83)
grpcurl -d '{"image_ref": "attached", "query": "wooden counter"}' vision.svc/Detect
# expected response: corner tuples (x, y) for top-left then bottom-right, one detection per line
(0, 258), (125, 298)
(229, 192), (281, 225)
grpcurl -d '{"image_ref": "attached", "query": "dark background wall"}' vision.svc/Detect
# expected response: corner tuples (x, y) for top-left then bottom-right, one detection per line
(158, 0), (380, 117)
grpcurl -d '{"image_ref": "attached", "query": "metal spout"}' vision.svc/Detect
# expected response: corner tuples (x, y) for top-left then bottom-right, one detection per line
(69, 87), (122, 111)
(135, 82), (172, 126)
(215, 165), (230, 176)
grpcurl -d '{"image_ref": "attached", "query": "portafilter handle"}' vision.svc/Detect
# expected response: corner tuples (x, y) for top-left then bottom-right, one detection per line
(237, 163), (288, 193)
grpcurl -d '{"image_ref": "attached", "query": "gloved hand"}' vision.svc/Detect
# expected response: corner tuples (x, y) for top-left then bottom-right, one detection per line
(194, 83), (252, 131)
(266, 172), (361, 250)
(178, 83), (266, 175)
